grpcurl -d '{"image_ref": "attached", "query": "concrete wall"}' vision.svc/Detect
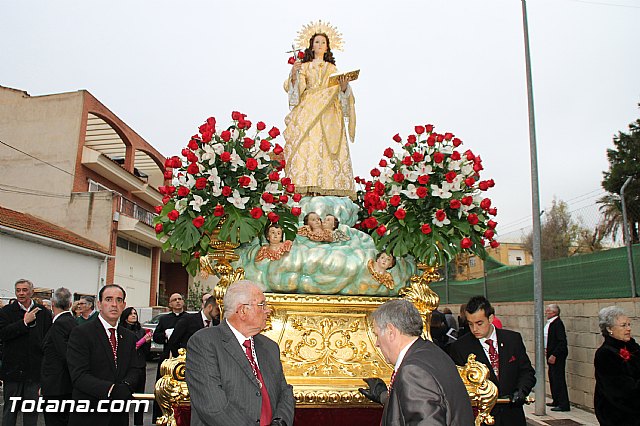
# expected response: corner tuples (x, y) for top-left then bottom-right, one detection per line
(442, 298), (640, 411)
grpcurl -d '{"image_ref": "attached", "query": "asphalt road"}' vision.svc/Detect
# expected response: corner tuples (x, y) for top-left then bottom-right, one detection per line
(0, 360), (158, 425)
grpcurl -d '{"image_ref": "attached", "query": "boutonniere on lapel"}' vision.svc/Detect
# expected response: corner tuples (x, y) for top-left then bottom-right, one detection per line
(508, 355), (517, 363)
(619, 347), (631, 362)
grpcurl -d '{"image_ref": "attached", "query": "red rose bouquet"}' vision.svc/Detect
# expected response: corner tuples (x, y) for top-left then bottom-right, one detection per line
(154, 112), (302, 275)
(355, 124), (499, 265)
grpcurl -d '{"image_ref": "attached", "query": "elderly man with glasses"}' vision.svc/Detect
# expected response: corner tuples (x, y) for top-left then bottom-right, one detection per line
(186, 280), (294, 426)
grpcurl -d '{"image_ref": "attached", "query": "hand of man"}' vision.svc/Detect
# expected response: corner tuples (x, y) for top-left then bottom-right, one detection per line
(358, 377), (387, 404)
(110, 383), (133, 401)
(270, 418), (287, 426)
(548, 354), (556, 365)
(510, 389), (526, 406)
(23, 307), (40, 325)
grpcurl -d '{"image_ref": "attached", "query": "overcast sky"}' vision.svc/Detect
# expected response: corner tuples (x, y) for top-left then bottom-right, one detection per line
(2, 0), (639, 240)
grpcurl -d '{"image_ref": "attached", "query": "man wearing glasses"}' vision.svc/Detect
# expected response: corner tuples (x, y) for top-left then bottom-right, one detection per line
(75, 295), (98, 324)
(186, 280), (294, 426)
(152, 292), (185, 422)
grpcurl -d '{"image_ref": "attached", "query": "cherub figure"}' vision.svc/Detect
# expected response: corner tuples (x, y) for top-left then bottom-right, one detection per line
(367, 252), (396, 290)
(255, 223), (293, 262)
(322, 214), (350, 242)
(297, 212), (333, 242)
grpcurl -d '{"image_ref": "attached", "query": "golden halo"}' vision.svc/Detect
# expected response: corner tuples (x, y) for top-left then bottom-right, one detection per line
(294, 20), (344, 52)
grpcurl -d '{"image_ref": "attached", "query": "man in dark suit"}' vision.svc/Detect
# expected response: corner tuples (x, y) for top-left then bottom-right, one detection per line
(0, 278), (53, 426)
(67, 284), (143, 426)
(41, 287), (77, 426)
(545, 304), (569, 411)
(168, 294), (219, 357)
(449, 296), (536, 426)
(151, 292), (186, 422)
(186, 280), (294, 426)
(358, 299), (473, 425)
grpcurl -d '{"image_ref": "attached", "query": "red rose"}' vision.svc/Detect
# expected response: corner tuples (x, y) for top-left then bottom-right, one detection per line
(256, 121), (266, 131)
(262, 193), (274, 203)
(474, 163), (484, 173)
(407, 135), (417, 144)
(193, 251), (201, 259)
(164, 158), (173, 168)
(461, 237), (472, 249)
(479, 181), (489, 191)
(376, 225), (387, 236)
(364, 217), (378, 229)
(246, 158), (258, 171)
(220, 130), (231, 142)
(192, 216), (205, 228)
(468, 213), (479, 225)
(370, 168), (381, 177)
(187, 152), (198, 163)
(260, 140), (271, 152)
(465, 177), (475, 187)
(198, 123), (209, 134)
(291, 207), (302, 216)
(444, 132), (454, 141)
(279, 159), (286, 170)
(445, 171), (457, 183)
(288, 56), (296, 65)
(281, 177), (292, 186)
(238, 176), (251, 187)
(279, 195), (289, 203)
(484, 229), (495, 239)
(395, 208), (407, 220)
(168, 210), (179, 221)
(451, 151), (461, 160)
(171, 157), (181, 168)
(267, 212), (279, 223)
(164, 170), (173, 180)
(487, 179), (496, 188)
(402, 156), (413, 166)
(268, 127), (280, 138)
(206, 117), (216, 127)
(177, 186), (190, 197)
(418, 175), (430, 185)
(188, 139), (199, 150)
(268, 172), (279, 181)
(416, 186), (428, 198)
(187, 163), (199, 175)
(490, 240), (500, 249)
(162, 196), (170, 205)
(384, 147), (394, 158)
(390, 195), (401, 207)
(214, 205), (225, 217)
(449, 199), (461, 209)
(167, 185), (176, 194)
(297, 51), (305, 59)
(425, 124), (434, 133)
(155, 223), (163, 233)
(427, 135), (436, 146)
(377, 199), (387, 210)
(293, 193), (302, 202)
(379, 159), (388, 167)
(488, 207), (498, 216)
(250, 207), (263, 219)
(487, 220), (497, 229)
(465, 150), (475, 161)
(453, 137), (462, 147)
(436, 209), (446, 222)
(286, 184), (295, 193)
(220, 152), (231, 162)
(154, 205), (163, 214)
(158, 185), (168, 195)
(201, 131), (213, 143)
(393, 173), (405, 183)
(421, 223), (432, 234)
(412, 152), (424, 162)
(222, 186), (232, 197)
(392, 134), (402, 143)
(195, 178), (207, 190)
(243, 137), (255, 149)
(433, 152), (445, 163)
(480, 198), (492, 210)
(415, 125), (425, 135)
(461, 196), (474, 206)
(436, 134), (444, 143)
(273, 144), (284, 155)
(181, 148), (190, 157)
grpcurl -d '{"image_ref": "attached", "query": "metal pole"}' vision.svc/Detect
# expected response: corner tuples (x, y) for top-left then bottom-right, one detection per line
(483, 259), (488, 298)
(521, 0), (546, 415)
(621, 176), (637, 297)
(445, 260), (450, 304)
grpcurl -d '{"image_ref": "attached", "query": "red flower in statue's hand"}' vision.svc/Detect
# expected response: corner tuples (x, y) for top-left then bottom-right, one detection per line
(620, 348), (631, 362)
(288, 56), (296, 65)
(297, 51), (305, 59)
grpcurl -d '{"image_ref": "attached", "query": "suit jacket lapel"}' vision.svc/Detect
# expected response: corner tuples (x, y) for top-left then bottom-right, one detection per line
(220, 322), (261, 389)
(115, 325), (129, 376)
(93, 319), (117, 375)
(254, 337), (275, 400)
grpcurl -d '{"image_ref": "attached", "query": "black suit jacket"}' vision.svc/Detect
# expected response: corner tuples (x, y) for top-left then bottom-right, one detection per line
(382, 338), (474, 426)
(449, 328), (536, 426)
(67, 317), (143, 426)
(0, 300), (52, 382)
(168, 311), (219, 357)
(546, 317), (568, 360)
(41, 312), (77, 396)
(153, 311), (186, 360)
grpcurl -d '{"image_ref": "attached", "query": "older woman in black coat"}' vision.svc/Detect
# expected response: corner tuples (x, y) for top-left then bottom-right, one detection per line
(594, 305), (640, 425)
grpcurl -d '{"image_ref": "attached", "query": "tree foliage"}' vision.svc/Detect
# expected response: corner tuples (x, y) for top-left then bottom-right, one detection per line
(524, 199), (585, 260)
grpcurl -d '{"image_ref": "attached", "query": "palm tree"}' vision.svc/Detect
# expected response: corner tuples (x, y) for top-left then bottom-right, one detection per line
(597, 194), (624, 243)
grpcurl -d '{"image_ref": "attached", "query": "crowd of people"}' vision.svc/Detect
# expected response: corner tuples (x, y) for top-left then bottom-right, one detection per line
(1, 276), (638, 426)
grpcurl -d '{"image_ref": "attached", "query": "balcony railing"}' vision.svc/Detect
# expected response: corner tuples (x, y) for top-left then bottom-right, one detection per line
(117, 196), (156, 227)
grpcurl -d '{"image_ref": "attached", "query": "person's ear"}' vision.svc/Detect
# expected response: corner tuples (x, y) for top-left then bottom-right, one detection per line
(488, 314), (495, 324)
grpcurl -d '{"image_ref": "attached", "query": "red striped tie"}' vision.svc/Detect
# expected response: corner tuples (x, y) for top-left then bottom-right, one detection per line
(486, 338), (499, 379)
(243, 339), (272, 425)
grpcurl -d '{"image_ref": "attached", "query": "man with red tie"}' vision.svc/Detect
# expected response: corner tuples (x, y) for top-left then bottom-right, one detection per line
(67, 284), (143, 426)
(449, 296), (536, 426)
(186, 280), (294, 426)
(359, 299), (473, 425)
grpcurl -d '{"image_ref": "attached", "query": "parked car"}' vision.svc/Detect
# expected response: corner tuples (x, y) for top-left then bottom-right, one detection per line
(143, 311), (197, 360)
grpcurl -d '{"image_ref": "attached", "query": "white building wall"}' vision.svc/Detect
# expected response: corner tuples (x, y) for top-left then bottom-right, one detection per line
(114, 246), (151, 308)
(0, 232), (106, 302)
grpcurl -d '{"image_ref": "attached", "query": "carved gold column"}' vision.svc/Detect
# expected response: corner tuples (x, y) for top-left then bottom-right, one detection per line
(399, 263), (440, 340)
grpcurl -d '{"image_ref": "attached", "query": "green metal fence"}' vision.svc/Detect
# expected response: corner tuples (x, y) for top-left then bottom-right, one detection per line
(432, 244), (640, 304)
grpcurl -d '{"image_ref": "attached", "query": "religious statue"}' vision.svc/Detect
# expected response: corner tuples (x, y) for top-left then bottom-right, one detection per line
(283, 20), (357, 198)
(297, 211), (333, 242)
(255, 223), (293, 262)
(367, 252), (396, 290)
(322, 214), (350, 242)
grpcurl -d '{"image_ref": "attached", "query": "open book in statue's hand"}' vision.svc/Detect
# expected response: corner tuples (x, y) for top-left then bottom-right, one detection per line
(328, 69), (360, 87)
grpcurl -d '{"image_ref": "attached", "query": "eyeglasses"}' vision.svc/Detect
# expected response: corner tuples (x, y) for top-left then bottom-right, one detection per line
(614, 322), (632, 328)
(242, 302), (270, 311)
(170, 297), (183, 302)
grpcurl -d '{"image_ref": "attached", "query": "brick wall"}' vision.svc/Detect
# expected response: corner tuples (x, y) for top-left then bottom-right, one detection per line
(442, 298), (640, 411)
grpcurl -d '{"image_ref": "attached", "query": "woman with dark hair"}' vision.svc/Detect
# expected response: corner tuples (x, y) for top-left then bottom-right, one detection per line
(119, 307), (151, 426)
(594, 305), (640, 425)
(284, 23), (356, 198)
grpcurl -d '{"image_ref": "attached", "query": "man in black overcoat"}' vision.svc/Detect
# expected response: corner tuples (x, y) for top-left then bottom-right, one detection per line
(545, 303), (570, 411)
(168, 293), (219, 357)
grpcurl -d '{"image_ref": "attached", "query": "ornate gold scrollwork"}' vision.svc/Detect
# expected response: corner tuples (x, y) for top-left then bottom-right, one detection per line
(457, 354), (498, 426)
(399, 263), (441, 340)
(154, 348), (190, 426)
